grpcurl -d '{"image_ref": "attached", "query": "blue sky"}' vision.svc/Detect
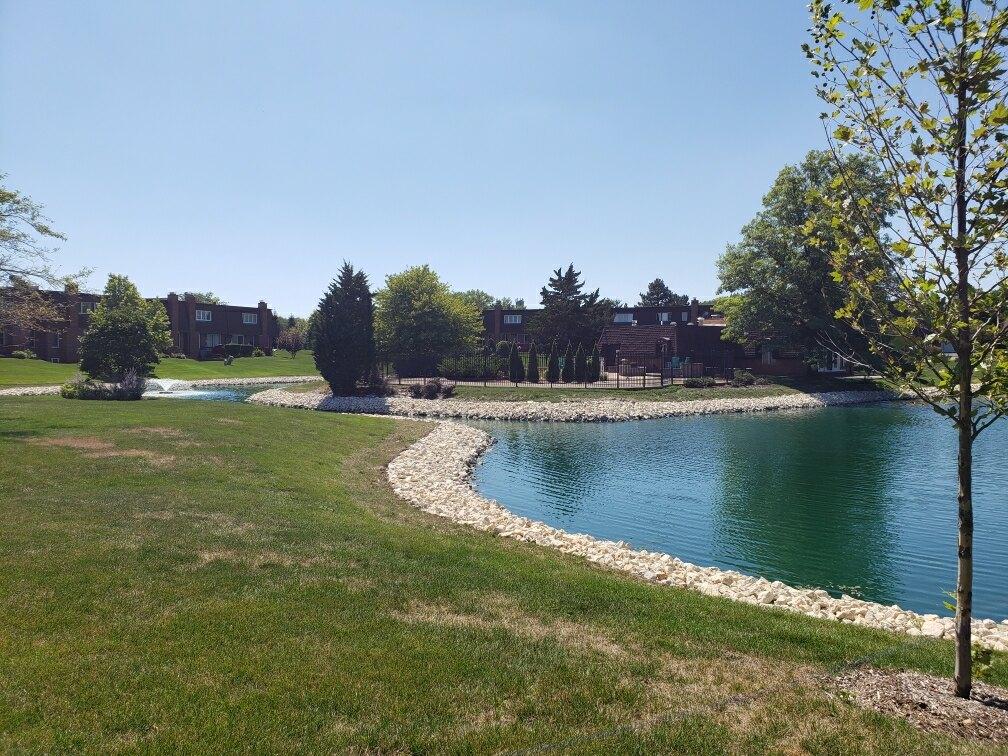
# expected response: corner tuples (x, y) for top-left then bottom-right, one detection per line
(1, 1), (825, 316)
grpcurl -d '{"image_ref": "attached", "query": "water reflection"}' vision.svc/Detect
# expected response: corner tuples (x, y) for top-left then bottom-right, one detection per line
(471, 405), (1008, 617)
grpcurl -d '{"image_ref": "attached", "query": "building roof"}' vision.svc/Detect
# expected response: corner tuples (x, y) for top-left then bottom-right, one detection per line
(596, 324), (679, 352)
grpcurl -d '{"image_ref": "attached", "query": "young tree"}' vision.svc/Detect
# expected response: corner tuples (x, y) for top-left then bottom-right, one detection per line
(546, 341), (560, 383)
(312, 262), (376, 395)
(79, 274), (171, 382)
(561, 342), (575, 383)
(508, 342), (524, 384)
(527, 264), (612, 346)
(717, 151), (890, 360)
(573, 343), (586, 382)
(276, 326), (306, 358)
(526, 340), (540, 383)
(375, 265), (482, 376)
(637, 278), (689, 307)
(807, 0), (1008, 698)
(0, 175), (87, 339)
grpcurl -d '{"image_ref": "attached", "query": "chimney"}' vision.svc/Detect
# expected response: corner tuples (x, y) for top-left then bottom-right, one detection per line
(690, 298), (699, 324)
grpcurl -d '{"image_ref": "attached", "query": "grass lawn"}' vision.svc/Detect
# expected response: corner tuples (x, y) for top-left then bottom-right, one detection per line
(0, 396), (1001, 752)
(0, 352), (318, 387)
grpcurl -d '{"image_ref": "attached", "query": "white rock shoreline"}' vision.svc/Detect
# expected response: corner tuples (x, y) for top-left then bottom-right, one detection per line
(387, 420), (1008, 652)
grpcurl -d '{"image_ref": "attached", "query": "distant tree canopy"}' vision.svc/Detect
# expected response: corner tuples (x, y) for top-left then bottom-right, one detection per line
(637, 278), (689, 307)
(375, 265), (482, 374)
(527, 264), (612, 347)
(79, 274), (171, 381)
(455, 289), (523, 311)
(716, 150), (890, 358)
(181, 291), (224, 305)
(0, 174), (86, 337)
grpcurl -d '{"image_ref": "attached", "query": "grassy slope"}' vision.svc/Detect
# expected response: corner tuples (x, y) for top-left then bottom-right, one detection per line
(0, 352), (318, 387)
(0, 397), (1001, 753)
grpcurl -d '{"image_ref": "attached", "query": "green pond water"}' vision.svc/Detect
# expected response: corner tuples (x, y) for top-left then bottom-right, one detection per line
(471, 403), (1007, 618)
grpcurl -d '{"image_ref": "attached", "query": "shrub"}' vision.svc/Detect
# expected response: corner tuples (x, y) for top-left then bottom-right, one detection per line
(587, 344), (601, 382)
(366, 372), (396, 396)
(573, 343), (586, 382)
(10, 349), (35, 359)
(408, 378), (453, 399)
(495, 340), (512, 359)
(313, 262), (376, 394)
(508, 342), (524, 383)
(561, 343), (575, 383)
(731, 369), (757, 387)
(683, 376), (717, 388)
(545, 341), (560, 383)
(438, 355), (499, 381)
(79, 274), (171, 381)
(60, 370), (145, 401)
(222, 344), (255, 358)
(526, 341), (540, 383)
(251, 347), (264, 357)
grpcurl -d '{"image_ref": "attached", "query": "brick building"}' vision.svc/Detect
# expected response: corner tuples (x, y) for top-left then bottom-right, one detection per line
(0, 286), (279, 362)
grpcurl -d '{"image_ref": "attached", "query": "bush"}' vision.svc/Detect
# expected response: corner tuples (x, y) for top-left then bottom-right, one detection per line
(60, 370), (146, 401)
(495, 340), (512, 359)
(587, 344), (601, 382)
(252, 347), (265, 357)
(526, 341), (540, 383)
(222, 344), (255, 358)
(731, 369), (756, 387)
(683, 376), (717, 388)
(573, 343), (586, 382)
(10, 349), (35, 359)
(545, 341), (560, 383)
(560, 343), (575, 383)
(508, 342), (524, 383)
(437, 355), (500, 381)
(408, 378), (454, 399)
(365, 372), (396, 397)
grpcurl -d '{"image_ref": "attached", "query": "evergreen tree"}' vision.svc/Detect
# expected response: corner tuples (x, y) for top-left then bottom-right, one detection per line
(508, 342), (524, 384)
(527, 264), (612, 346)
(79, 274), (171, 382)
(637, 278), (689, 307)
(573, 343), (586, 382)
(545, 341), (560, 383)
(587, 344), (601, 382)
(560, 342), (575, 383)
(525, 340), (540, 383)
(312, 262), (376, 395)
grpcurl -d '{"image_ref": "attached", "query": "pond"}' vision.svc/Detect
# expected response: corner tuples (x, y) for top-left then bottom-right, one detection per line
(471, 403), (1008, 618)
(142, 379), (283, 402)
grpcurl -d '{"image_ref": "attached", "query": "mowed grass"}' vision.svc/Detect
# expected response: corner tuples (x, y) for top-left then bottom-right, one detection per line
(0, 351), (318, 387)
(0, 397), (1002, 753)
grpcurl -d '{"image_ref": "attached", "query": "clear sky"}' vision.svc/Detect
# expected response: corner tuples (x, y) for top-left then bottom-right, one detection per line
(1, 1), (826, 316)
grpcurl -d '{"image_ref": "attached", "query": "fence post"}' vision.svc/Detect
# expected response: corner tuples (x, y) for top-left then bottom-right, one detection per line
(616, 350), (620, 389)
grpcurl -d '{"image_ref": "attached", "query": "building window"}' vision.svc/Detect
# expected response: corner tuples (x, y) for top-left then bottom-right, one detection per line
(681, 312), (688, 322)
(613, 313), (634, 324)
(242, 312), (258, 325)
(204, 333), (221, 348)
(658, 312), (670, 324)
(53, 332), (63, 349)
(80, 301), (96, 314)
(26, 334), (36, 349)
(503, 314), (521, 324)
(229, 334), (252, 346)
(196, 309), (212, 322)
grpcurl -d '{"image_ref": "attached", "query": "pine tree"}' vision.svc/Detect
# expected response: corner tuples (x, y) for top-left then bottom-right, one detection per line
(561, 342), (575, 383)
(637, 278), (689, 307)
(508, 341), (524, 384)
(587, 344), (601, 382)
(573, 343), (586, 382)
(545, 341), (560, 383)
(312, 262), (376, 395)
(525, 340), (540, 383)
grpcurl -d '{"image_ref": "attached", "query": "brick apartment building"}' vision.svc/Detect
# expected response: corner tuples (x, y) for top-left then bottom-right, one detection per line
(483, 298), (811, 376)
(0, 286), (279, 362)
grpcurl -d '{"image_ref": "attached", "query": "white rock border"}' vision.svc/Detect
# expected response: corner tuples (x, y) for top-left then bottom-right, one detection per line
(248, 386), (904, 422)
(388, 420), (1008, 651)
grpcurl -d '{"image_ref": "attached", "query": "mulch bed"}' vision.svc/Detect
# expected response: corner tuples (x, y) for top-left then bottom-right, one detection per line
(836, 667), (1008, 743)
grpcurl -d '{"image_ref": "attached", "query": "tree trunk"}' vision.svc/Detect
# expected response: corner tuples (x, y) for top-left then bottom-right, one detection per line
(954, 408), (974, 699)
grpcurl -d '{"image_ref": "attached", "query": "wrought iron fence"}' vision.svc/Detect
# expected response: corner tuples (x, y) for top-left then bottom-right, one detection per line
(377, 349), (734, 389)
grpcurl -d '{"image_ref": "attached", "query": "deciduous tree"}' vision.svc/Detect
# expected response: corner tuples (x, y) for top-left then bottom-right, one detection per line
(807, 0), (1008, 698)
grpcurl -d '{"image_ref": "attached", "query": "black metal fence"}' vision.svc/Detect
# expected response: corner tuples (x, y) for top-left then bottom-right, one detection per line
(377, 350), (734, 389)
